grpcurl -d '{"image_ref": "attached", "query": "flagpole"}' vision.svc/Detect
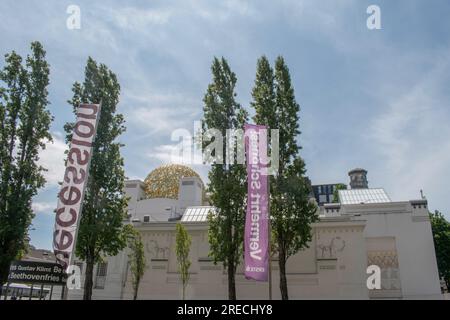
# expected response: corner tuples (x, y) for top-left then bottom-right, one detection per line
(268, 176), (272, 300)
(268, 221), (272, 300)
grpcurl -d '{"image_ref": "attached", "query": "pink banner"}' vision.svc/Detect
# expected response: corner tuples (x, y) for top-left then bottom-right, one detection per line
(244, 124), (269, 281)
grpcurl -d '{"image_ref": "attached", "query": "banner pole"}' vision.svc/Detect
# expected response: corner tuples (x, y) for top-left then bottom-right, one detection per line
(268, 185), (272, 300)
(3, 282), (9, 300)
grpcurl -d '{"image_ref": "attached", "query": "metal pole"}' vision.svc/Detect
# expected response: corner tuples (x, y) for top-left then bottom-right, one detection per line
(39, 284), (44, 300)
(267, 172), (273, 301)
(268, 242), (272, 299)
(49, 285), (53, 300)
(29, 284), (33, 300)
(59, 257), (69, 300)
(3, 282), (9, 300)
(268, 206), (272, 300)
(60, 284), (65, 300)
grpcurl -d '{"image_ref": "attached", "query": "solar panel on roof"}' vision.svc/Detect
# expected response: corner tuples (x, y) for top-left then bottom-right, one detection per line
(181, 206), (215, 222)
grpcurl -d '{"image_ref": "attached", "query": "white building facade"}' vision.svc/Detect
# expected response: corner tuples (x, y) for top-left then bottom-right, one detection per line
(68, 165), (442, 300)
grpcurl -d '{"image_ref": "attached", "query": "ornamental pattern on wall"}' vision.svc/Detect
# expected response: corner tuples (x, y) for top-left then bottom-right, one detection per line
(367, 251), (401, 291)
(367, 251), (398, 269)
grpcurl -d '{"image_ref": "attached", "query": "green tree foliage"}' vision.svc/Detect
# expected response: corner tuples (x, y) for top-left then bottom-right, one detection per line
(251, 56), (317, 300)
(332, 183), (347, 203)
(430, 210), (450, 290)
(202, 57), (248, 300)
(65, 57), (128, 300)
(175, 223), (192, 300)
(0, 42), (52, 283)
(123, 224), (146, 300)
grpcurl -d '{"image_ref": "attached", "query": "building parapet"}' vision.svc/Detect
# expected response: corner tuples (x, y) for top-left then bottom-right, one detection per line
(323, 203), (341, 215)
(410, 199), (428, 210)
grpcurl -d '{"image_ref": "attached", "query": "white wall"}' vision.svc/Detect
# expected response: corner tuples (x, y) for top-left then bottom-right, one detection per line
(342, 201), (442, 299)
(88, 218), (369, 300)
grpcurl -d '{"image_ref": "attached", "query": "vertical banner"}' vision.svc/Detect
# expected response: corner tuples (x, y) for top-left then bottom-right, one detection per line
(53, 104), (101, 269)
(244, 124), (269, 281)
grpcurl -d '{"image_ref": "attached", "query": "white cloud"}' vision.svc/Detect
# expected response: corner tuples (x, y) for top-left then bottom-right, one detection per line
(367, 55), (450, 210)
(147, 142), (202, 165)
(148, 144), (184, 164)
(38, 132), (67, 188)
(32, 201), (55, 215)
(124, 90), (197, 106)
(125, 91), (200, 136)
(189, 0), (259, 22)
(107, 6), (172, 30)
(129, 106), (190, 134)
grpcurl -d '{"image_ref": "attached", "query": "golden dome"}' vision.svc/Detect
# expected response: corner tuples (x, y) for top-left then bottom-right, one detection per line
(144, 164), (203, 199)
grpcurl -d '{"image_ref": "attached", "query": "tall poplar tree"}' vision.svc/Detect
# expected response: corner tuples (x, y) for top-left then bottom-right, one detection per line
(65, 57), (128, 300)
(202, 57), (248, 300)
(175, 223), (191, 300)
(0, 42), (52, 283)
(251, 56), (317, 300)
(123, 224), (146, 300)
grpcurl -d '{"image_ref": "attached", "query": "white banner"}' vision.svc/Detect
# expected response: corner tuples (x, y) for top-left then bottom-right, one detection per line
(53, 104), (101, 268)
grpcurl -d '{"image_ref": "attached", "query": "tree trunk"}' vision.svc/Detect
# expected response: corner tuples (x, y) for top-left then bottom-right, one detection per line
(133, 282), (139, 300)
(0, 239), (17, 284)
(228, 259), (236, 300)
(83, 256), (94, 300)
(182, 283), (185, 300)
(279, 246), (289, 300)
(0, 252), (11, 285)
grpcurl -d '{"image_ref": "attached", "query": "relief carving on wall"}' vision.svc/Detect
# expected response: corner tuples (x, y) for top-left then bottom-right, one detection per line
(317, 236), (346, 259)
(146, 239), (170, 260)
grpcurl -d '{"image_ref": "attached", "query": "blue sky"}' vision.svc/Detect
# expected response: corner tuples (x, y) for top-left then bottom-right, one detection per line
(1, 0), (449, 249)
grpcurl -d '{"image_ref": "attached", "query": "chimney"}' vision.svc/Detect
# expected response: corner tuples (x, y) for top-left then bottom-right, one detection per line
(348, 168), (368, 189)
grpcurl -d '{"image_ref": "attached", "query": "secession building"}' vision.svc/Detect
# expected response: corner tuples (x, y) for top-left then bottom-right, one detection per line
(67, 165), (442, 300)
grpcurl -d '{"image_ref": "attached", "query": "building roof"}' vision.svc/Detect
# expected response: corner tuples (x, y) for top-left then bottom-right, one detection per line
(23, 247), (56, 263)
(181, 206), (215, 223)
(348, 168), (368, 174)
(339, 188), (391, 205)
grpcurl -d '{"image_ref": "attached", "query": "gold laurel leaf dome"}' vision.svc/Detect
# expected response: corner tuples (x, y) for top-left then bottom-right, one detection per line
(144, 164), (203, 199)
